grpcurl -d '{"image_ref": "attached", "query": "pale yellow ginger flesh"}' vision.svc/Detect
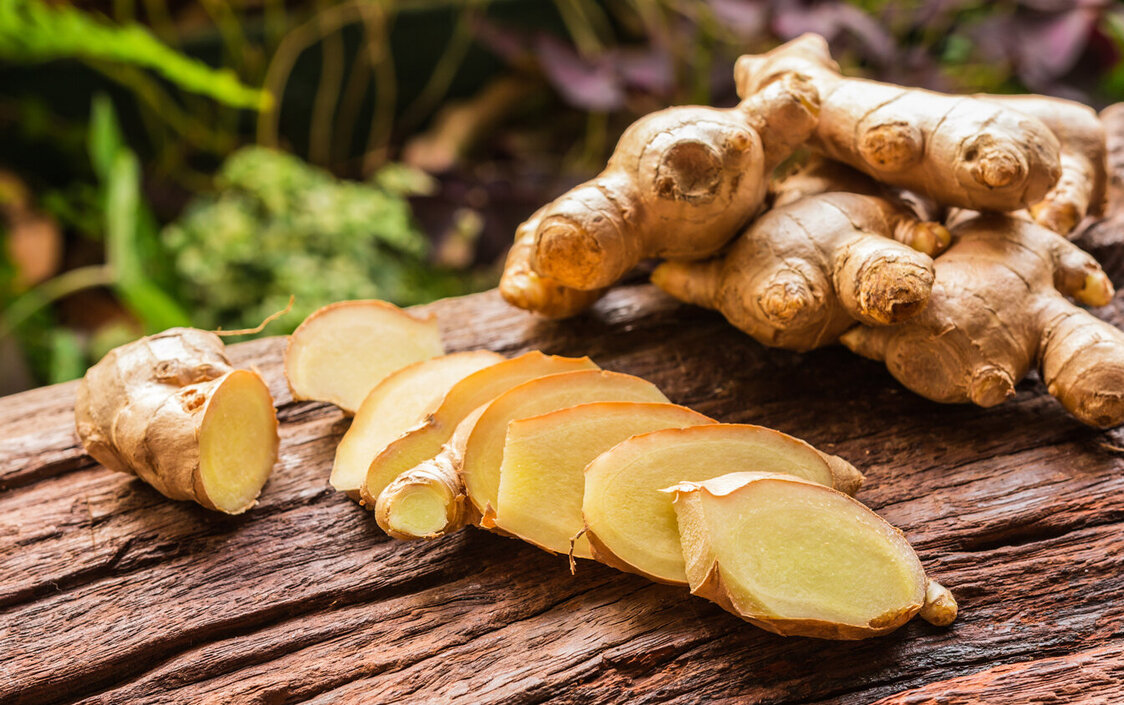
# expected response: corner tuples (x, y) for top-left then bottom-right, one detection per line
(668, 472), (955, 639)
(493, 402), (715, 559)
(361, 352), (598, 508)
(330, 350), (503, 497)
(582, 424), (863, 584)
(285, 300), (444, 414)
(461, 370), (671, 524)
(377, 370), (671, 539)
(75, 329), (279, 514)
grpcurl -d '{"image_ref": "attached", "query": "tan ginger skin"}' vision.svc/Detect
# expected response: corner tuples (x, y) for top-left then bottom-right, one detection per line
(734, 34), (1062, 212)
(505, 71), (820, 311)
(987, 94), (1107, 235)
(653, 160), (951, 351)
(75, 328), (279, 513)
(841, 213), (1124, 428)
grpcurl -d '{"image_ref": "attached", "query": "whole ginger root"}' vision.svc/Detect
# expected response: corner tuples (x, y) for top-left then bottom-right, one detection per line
(652, 160), (950, 351)
(841, 213), (1123, 428)
(500, 71), (820, 316)
(734, 34), (1062, 212)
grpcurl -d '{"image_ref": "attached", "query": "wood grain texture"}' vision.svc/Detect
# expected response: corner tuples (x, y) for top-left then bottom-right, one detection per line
(2, 279), (1124, 705)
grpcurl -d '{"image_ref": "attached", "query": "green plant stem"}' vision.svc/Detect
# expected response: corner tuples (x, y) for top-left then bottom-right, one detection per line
(1, 265), (114, 336)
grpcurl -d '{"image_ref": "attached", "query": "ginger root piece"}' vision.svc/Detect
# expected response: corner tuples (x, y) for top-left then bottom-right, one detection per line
(988, 94), (1106, 235)
(494, 402), (715, 559)
(667, 472), (956, 639)
(361, 351), (598, 509)
(652, 189), (949, 351)
(841, 213), (1124, 428)
(499, 205), (606, 319)
(285, 300), (444, 414)
(377, 370), (670, 539)
(583, 424), (863, 584)
(75, 328), (279, 514)
(330, 350), (504, 498)
(508, 71), (819, 307)
(735, 34), (1061, 211)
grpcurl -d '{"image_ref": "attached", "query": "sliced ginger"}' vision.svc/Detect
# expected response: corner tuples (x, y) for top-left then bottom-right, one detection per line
(668, 472), (956, 639)
(361, 351), (598, 508)
(582, 424), (863, 584)
(75, 328), (279, 514)
(330, 350), (504, 498)
(285, 300), (444, 414)
(494, 402), (715, 559)
(376, 370), (670, 539)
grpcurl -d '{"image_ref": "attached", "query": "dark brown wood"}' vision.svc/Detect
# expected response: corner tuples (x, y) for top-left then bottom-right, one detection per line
(2, 278), (1124, 705)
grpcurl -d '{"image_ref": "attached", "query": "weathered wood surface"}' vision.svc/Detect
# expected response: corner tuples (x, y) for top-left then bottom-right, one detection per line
(2, 278), (1124, 705)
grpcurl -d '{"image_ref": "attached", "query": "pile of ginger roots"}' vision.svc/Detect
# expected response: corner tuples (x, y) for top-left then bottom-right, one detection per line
(500, 33), (1124, 430)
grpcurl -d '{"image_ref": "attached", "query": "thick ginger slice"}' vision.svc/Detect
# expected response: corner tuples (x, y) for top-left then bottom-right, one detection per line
(582, 424), (863, 584)
(653, 171), (949, 351)
(494, 402), (715, 559)
(285, 300), (444, 414)
(988, 94), (1107, 235)
(667, 472), (956, 639)
(75, 328), (279, 514)
(330, 350), (504, 498)
(376, 370), (670, 539)
(735, 34), (1061, 211)
(501, 71), (820, 317)
(842, 213), (1122, 428)
(361, 351), (598, 508)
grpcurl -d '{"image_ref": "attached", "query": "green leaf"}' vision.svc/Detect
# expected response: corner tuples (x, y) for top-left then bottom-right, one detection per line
(47, 328), (85, 384)
(88, 94), (124, 183)
(0, 0), (269, 110)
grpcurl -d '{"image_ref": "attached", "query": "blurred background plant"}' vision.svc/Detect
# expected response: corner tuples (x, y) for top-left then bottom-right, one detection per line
(2, 0), (1123, 394)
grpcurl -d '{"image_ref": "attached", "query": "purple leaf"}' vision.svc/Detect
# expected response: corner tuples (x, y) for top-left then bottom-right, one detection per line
(772, 2), (896, 64)
(1013, 7), (1098, 86)
(706, 0), (768, 38)
(615, 47), (675, 97)
(534, 34), (625, 112)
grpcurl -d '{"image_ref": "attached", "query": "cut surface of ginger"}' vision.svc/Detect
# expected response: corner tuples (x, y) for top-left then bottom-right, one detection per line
(330, 350), (503, 496)
(582, 424), (863, 584)
(494, 402), (715, 558)
(461, 371), (671, 524)
(361, 351), (598, 506)
(198, 369), (281, 514)
(668, 472), (947, 639)
(285, 300), (444, 414)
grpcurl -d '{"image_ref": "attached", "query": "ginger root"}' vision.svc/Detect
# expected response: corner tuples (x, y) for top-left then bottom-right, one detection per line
(653, 173), (949, 351)
(735, 34), (1061, 211)
(502, 71), (819, 315)
(75, 328), (279, 514)
(330, 350), (503, 498)
(668, 472), (956, 639)
(582, 424), (863, 584)
(285, 300), (444, 414)
(841, 213), (1123, 428)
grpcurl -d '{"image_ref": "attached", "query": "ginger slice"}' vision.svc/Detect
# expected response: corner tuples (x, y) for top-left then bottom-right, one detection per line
(330, 350), (504, 498)
(494, 402), (715, 559)
(75, 328), (279, 514)
(361, 351), (598, 508)
(377, 370), (670, 539)
(284, 300), (444, 414)
(667, 472), (955, 639)
(582, 424), (863, 584)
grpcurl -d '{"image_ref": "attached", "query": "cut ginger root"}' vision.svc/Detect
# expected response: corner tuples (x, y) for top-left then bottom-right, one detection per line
(330, 350), (504, 498)
(653, 166), (949, 351)
(75, 328), (279, 514)
(377, 369), (670, 539)
(285, 300), (444, 414)
(582, 424), (863, 584)
(667, 472), (956, 639)
(841, 212), (1124, 428)
(361, 351), (598, 509)
(734, 34), (1061, 211)
(493, 402), (715, 559)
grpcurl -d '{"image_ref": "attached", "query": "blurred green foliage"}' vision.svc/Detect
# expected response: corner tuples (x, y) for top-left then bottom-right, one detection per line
(163, 147), (483, 333)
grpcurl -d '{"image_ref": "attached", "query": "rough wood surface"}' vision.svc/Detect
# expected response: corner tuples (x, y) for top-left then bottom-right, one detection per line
(2, 274), (1124, 704)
